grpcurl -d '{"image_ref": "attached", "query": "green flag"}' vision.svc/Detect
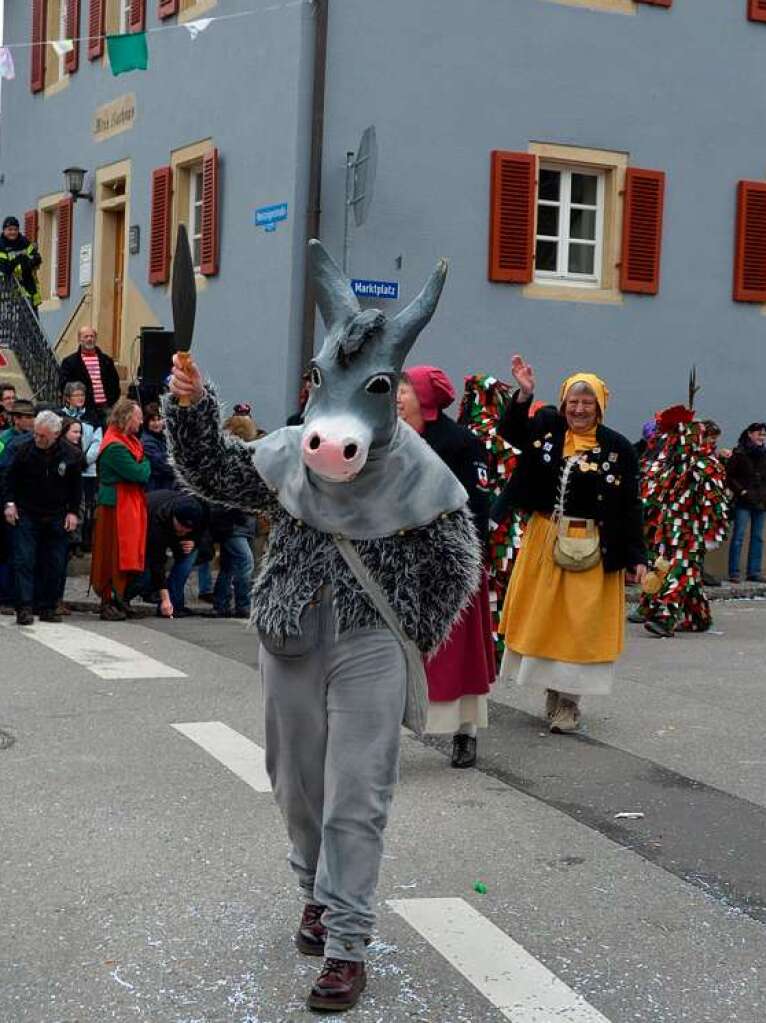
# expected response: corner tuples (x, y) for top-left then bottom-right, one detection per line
(106, 32), (148, 76)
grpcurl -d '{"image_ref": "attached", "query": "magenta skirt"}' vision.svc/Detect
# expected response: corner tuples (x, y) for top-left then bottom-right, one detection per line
(425, 572), (496, 704)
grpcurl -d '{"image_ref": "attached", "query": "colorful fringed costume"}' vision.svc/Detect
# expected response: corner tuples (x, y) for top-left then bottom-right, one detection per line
(639, 408), (728, 633)
(458, 374), (525, 656)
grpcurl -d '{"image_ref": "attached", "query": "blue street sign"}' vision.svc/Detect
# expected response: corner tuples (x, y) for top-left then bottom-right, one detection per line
(254, 203), (289, 230)
(351, 278), (400, 300)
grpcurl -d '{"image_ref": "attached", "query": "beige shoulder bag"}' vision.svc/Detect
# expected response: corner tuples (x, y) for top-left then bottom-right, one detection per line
(553, 516), (602, 572)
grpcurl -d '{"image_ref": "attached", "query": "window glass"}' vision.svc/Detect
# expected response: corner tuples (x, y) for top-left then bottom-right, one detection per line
(570, 208), (596, 241)
(189, 169), (204, 271)
(49, 213), (59, 300)
(538, 169), (561, 202)
(119, 0), (132, 34)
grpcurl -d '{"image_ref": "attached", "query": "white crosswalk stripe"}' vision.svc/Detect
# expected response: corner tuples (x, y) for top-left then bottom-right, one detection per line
(389, 897), (612, 1023)
(0, 619), (186, 679)
(172, 721), (272, 792)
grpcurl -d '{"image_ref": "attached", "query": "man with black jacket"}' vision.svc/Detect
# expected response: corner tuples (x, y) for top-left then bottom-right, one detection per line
(3, 411), (81, 625)
(0, 216), (42, 310)
(59, 326), (121, 421)
(129, 491), (206, 619)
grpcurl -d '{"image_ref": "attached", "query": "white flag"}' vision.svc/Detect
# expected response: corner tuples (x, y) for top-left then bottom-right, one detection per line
(0, 48), (16, 81)
(184, 18), (213, 40)
(52, 39), (75, 56)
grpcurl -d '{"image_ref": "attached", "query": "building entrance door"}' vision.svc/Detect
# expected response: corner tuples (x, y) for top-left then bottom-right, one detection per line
(112, 211), (125, 358)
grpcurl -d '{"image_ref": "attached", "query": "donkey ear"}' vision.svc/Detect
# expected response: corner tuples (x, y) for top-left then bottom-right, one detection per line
(308, 239), (360, 331)
(390, 258), (448, 368)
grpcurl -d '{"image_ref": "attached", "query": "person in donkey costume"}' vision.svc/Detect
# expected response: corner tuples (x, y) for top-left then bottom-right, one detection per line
(165, 240), (481, 1013)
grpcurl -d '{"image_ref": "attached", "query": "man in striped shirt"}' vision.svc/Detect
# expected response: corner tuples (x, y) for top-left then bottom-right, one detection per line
(59, 326), (121, 424)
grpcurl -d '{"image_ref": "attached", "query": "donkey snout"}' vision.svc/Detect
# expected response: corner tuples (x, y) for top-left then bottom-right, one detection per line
(301, 422), (370, 481)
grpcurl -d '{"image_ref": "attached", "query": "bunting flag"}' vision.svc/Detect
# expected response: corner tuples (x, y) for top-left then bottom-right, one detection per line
(51, 39), (75, 56)
(106, 32), (149, 76)
(0, 47), (16, 80)
(458, 373), (526, 661)
(638, 417), (729, 633)
(184, 18), (214, 39)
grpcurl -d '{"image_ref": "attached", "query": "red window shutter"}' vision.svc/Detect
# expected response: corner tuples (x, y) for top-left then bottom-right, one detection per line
(129, 0), (146, 32)
(65, 0), (81, 74)
(200, 149), (220, 277)
(488, 151), (536, 284)
(619, 167), (666, 295)
(149, 166), (173, 285)
(733, 181), (766, 302)
(749, 0), (766, 22)
(24, 210), (39, 244)
(56, 197), (73, 300)
(158, 0), (179, 17)
(88, 0), (105, 59)
(31, 0), (47, 94)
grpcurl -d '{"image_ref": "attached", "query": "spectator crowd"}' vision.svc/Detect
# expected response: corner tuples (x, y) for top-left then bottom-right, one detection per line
(0, 324), (264, 625)
(0, 318), (764, 643)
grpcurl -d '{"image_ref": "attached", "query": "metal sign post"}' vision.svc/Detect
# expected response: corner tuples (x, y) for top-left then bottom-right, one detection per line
(342, 125), (378, 276)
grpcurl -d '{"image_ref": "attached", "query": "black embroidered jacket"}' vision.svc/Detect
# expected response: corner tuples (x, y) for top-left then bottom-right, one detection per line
(492, 394), (646, 573)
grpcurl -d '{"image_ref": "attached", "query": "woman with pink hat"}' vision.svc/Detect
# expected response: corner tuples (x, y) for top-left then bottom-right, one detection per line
(398, 365), (495, 768)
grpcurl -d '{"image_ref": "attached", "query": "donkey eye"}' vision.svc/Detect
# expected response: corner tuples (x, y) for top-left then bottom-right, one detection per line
(365, 375), (392, 395)
(310, 367), (322, 388)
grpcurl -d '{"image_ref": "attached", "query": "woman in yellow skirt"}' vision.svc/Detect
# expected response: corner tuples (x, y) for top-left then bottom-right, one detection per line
(493, 355), (647, 733)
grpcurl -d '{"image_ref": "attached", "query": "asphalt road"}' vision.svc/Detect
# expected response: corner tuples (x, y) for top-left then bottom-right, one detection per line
(1, 601), (765, 1022)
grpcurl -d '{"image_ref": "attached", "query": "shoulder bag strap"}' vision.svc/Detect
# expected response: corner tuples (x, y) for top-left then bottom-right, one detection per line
(333, 535), (412, 649)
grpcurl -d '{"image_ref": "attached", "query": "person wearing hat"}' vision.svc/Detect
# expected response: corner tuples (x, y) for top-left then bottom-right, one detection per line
(494, 355), (647, 734)
(0, 397), (36, 459)
(132, 491), (207, 619)
(397, 365), (495, 768)
(638, 407), (728, 637)
(0, 216), (42, 311)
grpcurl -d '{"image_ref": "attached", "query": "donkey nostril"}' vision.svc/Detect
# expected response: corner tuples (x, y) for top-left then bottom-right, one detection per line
(308, 434), (321, 451)
(343, 443), (358, 461)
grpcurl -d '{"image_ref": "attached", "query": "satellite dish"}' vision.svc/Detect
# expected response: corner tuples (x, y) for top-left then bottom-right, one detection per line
(352, 125), (377, 228)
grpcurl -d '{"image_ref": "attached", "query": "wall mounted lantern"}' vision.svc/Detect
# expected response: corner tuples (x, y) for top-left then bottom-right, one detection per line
(63, 167), (93, 203)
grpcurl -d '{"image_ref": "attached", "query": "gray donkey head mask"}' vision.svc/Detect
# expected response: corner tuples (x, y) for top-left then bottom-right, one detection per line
(301, 239), (448, 482)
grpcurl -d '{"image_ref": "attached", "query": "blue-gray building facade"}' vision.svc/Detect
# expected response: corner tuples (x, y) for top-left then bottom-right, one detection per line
(3, 0), (766, 439)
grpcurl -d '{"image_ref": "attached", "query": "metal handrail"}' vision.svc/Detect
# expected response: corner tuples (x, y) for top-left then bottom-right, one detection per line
(0, 276), (60, 403)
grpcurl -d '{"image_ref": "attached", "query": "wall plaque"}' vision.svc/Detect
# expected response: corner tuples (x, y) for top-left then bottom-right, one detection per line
(92, 94), (136, 142)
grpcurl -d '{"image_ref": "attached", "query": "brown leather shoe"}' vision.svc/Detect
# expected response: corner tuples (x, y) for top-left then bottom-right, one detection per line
(295, 903), (327, 956)
(100, 601), (127, 622)
(307, 958), (366, 1012)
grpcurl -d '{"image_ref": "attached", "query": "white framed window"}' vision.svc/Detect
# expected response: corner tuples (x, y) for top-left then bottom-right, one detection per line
(188, 168), (204, 272)
(49, 213), (59, 300)
(119, 0), (132, 34)
(535, 165), (605, 288)
(58, 0), (69, 78)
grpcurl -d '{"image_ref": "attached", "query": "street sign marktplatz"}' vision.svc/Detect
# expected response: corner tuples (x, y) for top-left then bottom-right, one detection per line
(351, 279), (399, 300)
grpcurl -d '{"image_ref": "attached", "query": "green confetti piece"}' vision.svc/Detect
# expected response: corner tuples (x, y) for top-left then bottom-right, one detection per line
(473, 881), (488, 895)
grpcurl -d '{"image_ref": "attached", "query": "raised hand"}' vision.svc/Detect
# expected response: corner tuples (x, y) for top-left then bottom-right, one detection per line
(169, 352), (205, 405)
(511, 354), (535, 398)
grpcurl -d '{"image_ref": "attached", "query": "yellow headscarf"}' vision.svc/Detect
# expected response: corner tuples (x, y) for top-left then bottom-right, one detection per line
(559, 372), (610, 455)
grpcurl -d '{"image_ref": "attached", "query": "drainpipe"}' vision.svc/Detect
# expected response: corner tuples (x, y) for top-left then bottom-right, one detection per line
(299, 0), (329, 380)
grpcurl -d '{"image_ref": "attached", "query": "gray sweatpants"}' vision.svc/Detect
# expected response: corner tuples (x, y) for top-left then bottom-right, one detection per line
(261, 593), (406, 962)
